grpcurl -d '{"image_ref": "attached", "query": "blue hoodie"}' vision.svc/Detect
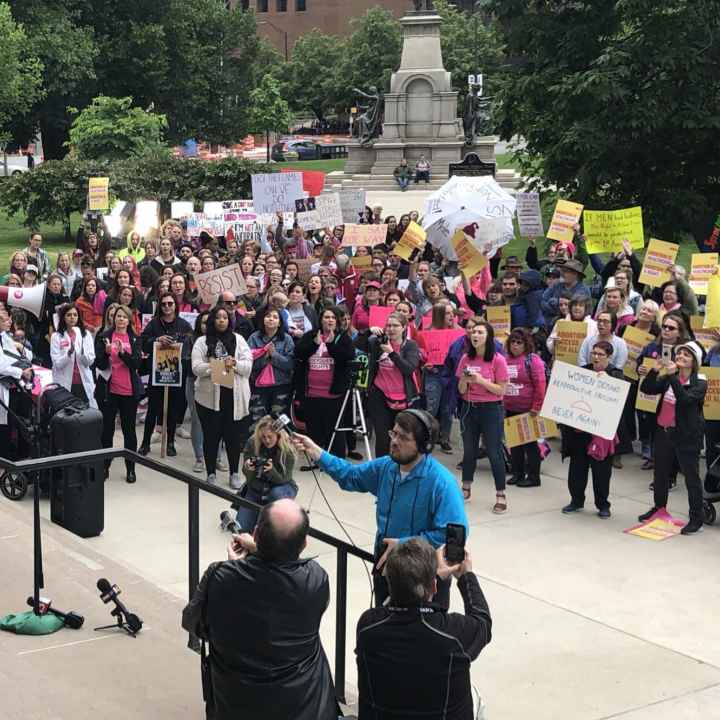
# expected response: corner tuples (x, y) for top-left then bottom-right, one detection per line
(317, 452), (468, 549)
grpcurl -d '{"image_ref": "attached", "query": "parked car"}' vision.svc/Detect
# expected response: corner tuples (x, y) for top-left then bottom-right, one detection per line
(271, 140), (319, 162)
(0, 134), (44, 177)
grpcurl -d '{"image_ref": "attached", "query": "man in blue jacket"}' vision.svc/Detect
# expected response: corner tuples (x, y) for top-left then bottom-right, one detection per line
(292, 409), (468, 608)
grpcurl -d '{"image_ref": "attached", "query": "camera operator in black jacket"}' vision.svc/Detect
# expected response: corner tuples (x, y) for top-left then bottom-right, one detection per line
(182, 499), (338, 720)
(356, 537), (492, 720)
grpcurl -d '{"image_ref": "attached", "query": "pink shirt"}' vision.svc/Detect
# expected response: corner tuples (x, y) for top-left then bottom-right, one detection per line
(307, 336), (339, 399)
(373, 343), (405, 401)
(657, 378), (687, 428)
(109, 332), (133, 396)
(456, 352), (508, 403)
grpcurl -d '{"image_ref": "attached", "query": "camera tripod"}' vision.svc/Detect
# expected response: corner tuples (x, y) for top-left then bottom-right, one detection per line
(94, 607), (141, 638)
(327, 386), (373, 460)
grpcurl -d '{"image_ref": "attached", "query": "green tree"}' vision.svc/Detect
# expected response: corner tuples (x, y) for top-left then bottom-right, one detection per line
(0, 2), (44, 152)
(281, 30), (344, 123)
(67, 96), (168, 161)
(488, 0), (720, 237)
(336, 7), (402, 107)
(249, 76), (293, 162)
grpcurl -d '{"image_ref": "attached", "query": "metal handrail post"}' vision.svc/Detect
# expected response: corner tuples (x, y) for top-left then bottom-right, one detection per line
(335, 547), (348, 705)
(187, 482), (200, 652)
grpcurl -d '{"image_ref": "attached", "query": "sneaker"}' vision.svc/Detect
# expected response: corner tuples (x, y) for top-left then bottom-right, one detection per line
(562, 503), (583, 514)
(680, 519), (703, 535)
(207, 473), (217, 485)
(229, 473), (242, 490)
(440, 441), (453, 454)
(166, 444), (177, 457)
(216, 457), (228, 472)
(517, 475), (541, 488)
(598, 507), (611, 519)
(150, 431), (161, 445)
(193, 459), (204, 473)
(176, 427), (191, 439)
(638, 507), (660, 522)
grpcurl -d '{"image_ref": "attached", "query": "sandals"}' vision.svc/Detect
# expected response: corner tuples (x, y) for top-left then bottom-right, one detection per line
(462, 484), (472, 501)
(493, 493), (508, 514)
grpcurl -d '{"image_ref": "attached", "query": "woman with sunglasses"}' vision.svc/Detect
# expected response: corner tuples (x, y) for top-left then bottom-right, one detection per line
(138, 293), (193, 457)
(638, 341), (707, 535)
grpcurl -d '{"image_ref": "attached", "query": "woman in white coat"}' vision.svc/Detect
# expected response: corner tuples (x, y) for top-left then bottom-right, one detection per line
(50, 303), (96, 407)
(0, 305), (34, 459)
(191, 305), (252, 486)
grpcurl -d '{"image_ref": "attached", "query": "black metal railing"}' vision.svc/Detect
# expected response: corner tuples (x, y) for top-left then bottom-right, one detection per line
(0, 448), (373, 704)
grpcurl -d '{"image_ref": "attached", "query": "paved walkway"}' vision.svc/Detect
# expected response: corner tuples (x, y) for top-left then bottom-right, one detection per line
(2, 427), (719, 719)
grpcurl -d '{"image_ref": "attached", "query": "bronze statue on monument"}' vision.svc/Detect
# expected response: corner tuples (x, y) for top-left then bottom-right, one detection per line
(463, 83), (493, 144)
(412, 0), (435, 12)
(353, 86), (384, 146)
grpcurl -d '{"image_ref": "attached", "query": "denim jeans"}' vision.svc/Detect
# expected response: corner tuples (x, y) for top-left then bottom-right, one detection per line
(235, 482), (298, 532)
(459, 401), (506, 490)
(185, 379), (203, 461)
(423, 370), (452, 440)
(395, 177), (410, 190)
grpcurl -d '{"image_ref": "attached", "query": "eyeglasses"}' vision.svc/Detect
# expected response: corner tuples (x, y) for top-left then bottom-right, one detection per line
(591, 351), (608, 358)
(510, 338), (525, 344)
(225, 300), (237, 306)
(388, 429), (413, 443)
(662, 324), (678, 331)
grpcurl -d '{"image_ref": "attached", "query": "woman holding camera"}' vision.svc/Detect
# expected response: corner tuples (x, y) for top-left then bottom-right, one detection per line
(367, 312), (421, 458)
(191, 305), (253, 487)
(294, 306), (355, 460)
(234, 415), (298, 531)
(50, 303), (96, 406)
(94, 305), (144, 483)
(138, 292), (193, 457)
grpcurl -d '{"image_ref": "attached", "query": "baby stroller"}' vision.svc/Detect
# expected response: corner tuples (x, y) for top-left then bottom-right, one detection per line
(703, 450), (720, 526)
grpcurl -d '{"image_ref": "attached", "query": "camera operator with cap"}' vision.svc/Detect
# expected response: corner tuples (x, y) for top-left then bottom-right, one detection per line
(356, 538), (492, 720)
(292, 409), (468, 608)
(182, 499), (339, 720)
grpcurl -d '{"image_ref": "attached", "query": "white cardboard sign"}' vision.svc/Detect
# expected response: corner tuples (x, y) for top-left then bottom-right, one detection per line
(251, 172), (304, 214)
(196, 263), (248, 305)
(540, 361), (630, 440)
(296, 193), (343, 231)
(515, 192), (544, 237)
(339, 189), (367, 224)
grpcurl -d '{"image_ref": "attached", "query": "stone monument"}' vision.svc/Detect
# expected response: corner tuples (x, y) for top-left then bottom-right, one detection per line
(343, 1), (501, 184)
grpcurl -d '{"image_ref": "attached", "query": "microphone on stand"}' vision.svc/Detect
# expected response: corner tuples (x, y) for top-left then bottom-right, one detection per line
(96, 578), (143, 635)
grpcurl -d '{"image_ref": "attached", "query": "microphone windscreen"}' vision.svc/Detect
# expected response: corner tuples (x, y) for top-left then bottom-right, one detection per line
(97, 578), (111, 593)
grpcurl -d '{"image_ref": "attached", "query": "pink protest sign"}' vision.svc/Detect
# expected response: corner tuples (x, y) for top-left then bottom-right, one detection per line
(368, 305), (394, 329)
(421, 329), (464, 365)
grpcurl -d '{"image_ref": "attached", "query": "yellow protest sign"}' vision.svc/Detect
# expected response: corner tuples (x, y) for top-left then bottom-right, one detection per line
(393, 222), (427, 261)
(689, 253), (718, 295)
(635, 358), (660, 413)
(702, 367), (720, 420)
(451, 229), (487, 277)
(486, 305), (510, 342)
(554, 320), (586, 365)
(583, 206), (644, 254)
(705, 275), (720, 328)
(638, 239), (678, 288)
(504, 413), (560, 449)
(88, 177), (110, 211)
(622, 326), (655, 381)
(626, 517), (681, 541)
(690, 315), (718, 353)
(351, 253), (372, 271)
(547, 199), (584, 243)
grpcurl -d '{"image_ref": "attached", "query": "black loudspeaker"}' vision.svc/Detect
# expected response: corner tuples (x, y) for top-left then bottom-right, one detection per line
(50, 407), (105, 538)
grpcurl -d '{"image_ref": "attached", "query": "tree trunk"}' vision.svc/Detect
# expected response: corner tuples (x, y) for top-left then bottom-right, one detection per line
(266, 130), (270, 163)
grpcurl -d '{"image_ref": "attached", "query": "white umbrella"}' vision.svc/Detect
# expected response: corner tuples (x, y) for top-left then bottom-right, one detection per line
(422, 176), (516, 261)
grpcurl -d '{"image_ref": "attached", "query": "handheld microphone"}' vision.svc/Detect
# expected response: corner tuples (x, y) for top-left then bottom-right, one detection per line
(271, 413), (294, 434)
(220, 510), (242, 535)
(26, 597), (84, 629)
(96, 578), (143, 634)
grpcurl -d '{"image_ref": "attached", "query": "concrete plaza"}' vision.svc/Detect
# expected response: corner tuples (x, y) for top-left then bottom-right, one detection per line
(1, 422), (719, 720)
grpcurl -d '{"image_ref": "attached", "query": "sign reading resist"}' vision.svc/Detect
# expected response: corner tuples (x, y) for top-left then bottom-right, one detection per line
(196, 263), (247, 305)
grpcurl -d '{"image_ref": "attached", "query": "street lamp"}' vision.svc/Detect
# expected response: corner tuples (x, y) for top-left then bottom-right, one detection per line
(258, 20), (289, 61)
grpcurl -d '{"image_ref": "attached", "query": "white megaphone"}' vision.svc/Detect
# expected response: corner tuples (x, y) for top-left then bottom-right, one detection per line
(0, 283), (46, 319)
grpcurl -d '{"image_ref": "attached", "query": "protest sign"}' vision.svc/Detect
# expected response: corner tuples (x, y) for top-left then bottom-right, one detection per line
(702, 367), (720, 420)
(369, 305), (394, 329)
(186, 213), (205, 238)
(342, 224), (388, 247)
(152, 343), (182, 387)
(515, 192), (544, 237)
(624, 511), (683, 541)
(486, 305), (510, 342)
(210, 358), (235, 388)
(553, 320), (586, 365)
(689, 253), (718, 295)
(690, 315), (718, 352)
(394, 222), (427, 261)
(339, 189), (366, 223)
(350, 254), (372, 271)
(88, 177), (110, 211)
(142, 313), (153, 331)
(583, 206), (644, 253)
(638, 238), (678, 287)
(251, 172), (304, 213)
(473, 217), (508, 259)
(540, 361), (630, 440)
(179, 311), (199, 328)
(296, 193), (343, 232)
(203, 201), (224, 215)
(421, 329), (464, 366)
(622, 325), (656, 380)
(196, 263), (247, 305)
(170, 201), (194, 218)
(705, 275), (720, 328)
(294, 258), (314, 282)
(504, 413), (559, 449)
(635, 358), (660, 413)
(451, 229), (487, 278)
(547, 199), (584, 244)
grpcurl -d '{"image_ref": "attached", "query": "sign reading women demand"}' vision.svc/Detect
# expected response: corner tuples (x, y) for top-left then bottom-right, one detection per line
(540, 361), (630, 440)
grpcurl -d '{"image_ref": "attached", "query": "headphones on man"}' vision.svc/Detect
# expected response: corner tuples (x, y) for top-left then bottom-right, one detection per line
(401, 409), (436, 455)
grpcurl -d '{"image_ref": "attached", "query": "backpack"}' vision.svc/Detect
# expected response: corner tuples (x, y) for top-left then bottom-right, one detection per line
(40, 383), (87, 424)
